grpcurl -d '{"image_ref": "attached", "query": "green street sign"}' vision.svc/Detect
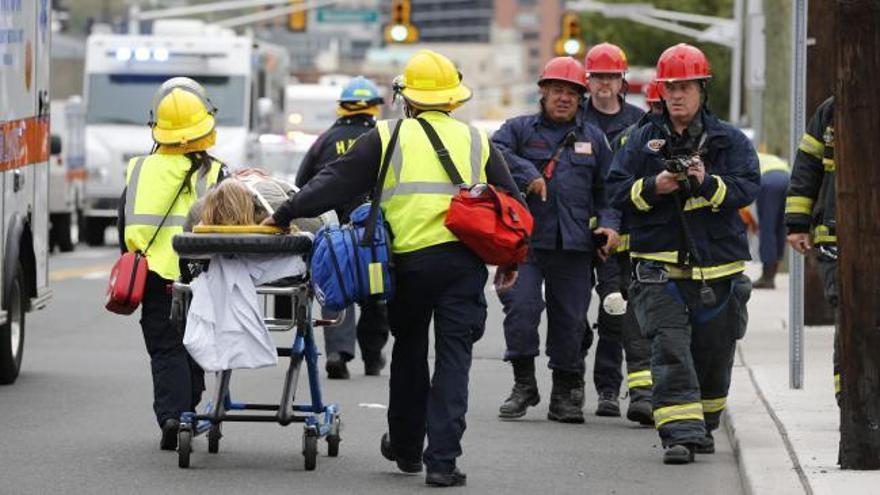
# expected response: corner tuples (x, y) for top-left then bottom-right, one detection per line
(316, 9), (379, 23)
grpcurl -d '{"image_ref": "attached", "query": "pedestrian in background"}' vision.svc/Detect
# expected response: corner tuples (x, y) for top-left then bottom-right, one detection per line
(116, 77), (227, 450)
(264, 50), (521, 487)
(752, 152), (790, 289)
(493, 56), (619, 425)
(607, 44), (759, 464)
(293, 76), (389, 379)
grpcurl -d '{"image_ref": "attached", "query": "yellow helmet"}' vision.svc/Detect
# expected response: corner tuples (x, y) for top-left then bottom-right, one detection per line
(396, 50), (471, 111)
(150, 77), (216, 145)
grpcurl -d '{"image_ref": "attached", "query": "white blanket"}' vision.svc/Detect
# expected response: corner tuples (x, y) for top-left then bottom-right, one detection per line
(183, 254), (307, 372)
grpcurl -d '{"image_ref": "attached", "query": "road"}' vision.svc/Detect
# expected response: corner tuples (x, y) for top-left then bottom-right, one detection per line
(0, 245), (744, 494)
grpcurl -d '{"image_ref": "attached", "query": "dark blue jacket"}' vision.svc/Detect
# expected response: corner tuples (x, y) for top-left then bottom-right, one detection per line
(580, 97), (645, 144)
(492, 110), (618, 252)
(295, 114), (376, 221)
(606, 111), (760, 267)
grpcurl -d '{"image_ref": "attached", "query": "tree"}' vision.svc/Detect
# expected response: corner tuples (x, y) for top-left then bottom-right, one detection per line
(579, 0), (734, 120)
(836, 0), (880, 470)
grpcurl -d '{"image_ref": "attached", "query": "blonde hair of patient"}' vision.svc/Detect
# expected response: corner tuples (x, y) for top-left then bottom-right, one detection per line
(200, 179), (262, 225)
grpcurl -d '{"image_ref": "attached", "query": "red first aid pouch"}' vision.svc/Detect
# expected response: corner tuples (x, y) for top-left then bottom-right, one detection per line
(415, 118), (534, 266)
(105, 251), (149, 315)
(445, 184), (533, 266)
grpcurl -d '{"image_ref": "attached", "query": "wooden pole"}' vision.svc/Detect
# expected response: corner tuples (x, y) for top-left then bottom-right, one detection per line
(836, 0), (880, 470)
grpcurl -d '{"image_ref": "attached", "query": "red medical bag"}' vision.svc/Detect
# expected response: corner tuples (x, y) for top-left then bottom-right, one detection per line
(105, 251), (149, 315)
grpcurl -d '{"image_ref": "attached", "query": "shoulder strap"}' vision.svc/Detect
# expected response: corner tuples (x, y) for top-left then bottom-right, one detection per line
(361, 119), (403, 247)
(415, 118), (466, 186)
(142, 162), (201, 256)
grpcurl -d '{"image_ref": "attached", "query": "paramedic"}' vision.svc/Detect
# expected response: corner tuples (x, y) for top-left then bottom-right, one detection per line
(264, 49), (521, 487)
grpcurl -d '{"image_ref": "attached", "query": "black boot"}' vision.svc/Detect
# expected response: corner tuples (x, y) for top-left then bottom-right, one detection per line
(595, 390), (621, 417)
(547, 370), (585, 424)
(752, 262), (777, 289)
(663, 444), (695, 465)
(160, 418), (179, 451)
(325, 352), (350, 379)
(498, 358), (540, 420)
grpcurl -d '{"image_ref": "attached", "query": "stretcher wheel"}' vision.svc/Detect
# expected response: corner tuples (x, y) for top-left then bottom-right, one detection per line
(208, 424), (222, 454)
(326, 416), (341, 457)
(178, 428), (193, 468)
(302, 428), (318, 471)
(172, 232), (313, 256)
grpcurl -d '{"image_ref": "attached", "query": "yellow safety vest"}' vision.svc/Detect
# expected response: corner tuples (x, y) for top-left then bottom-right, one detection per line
(758, 153), (789, 175)
(123, 154), (221, 280)
(376, 111), (489, 254)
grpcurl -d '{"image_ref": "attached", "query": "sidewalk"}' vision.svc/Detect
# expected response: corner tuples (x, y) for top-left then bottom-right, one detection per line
(725, 265), (880, 494)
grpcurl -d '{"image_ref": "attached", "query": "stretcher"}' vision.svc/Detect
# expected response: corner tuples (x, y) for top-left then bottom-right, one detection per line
(170, 225), (342, 471)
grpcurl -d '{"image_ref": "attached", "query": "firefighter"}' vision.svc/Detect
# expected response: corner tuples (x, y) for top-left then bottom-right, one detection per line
(492, 56), (619, 424)
(581, 43), (646, 417)
(294, 76), (389, 379)
(116, 77), (227, 450)
(753, 153), (790, 289)
(784, 96), (839, 401)
(607, 44), (759, 464)
(264, 49), (521, 487)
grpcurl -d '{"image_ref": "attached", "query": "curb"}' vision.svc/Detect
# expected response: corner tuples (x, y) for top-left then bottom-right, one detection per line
(725, 347), (812, 495)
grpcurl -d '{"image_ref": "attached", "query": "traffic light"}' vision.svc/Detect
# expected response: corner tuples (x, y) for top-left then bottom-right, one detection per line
(384, 0), (418, 44)
(287, 0), (307, 32)
(554, 12), (585, 57)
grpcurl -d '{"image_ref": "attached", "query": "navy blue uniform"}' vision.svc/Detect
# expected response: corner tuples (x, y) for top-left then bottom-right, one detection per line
(293, 113), (390, 369)
(581, 97), (645, 399)
(493, 111), (617, 374)
(607, 110), (758, 448)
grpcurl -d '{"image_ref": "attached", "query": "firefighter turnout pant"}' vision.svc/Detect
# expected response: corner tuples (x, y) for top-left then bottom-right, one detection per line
(817, 255), (841, 399)
(630, 261), (751, 447)
(500, 249), (593, 374)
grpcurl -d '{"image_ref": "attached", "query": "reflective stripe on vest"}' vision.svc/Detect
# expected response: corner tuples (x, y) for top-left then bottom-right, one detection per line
(124, 154), (220, 280)
(376, 114), (489, 253)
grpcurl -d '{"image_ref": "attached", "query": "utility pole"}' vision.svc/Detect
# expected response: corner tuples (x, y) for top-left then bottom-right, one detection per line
(836, 0), (880, 470)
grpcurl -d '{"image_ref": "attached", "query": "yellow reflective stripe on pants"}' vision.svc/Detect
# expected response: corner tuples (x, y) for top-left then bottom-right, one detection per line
(653, 402), (704, 428)
(628, 370), (652, 389)
(798, 133), (824, 160)
(785, 196), (814, 215)
(631, 178), (652, 212)
(701, 397), (727, 414)
(835, 373), (841, 394)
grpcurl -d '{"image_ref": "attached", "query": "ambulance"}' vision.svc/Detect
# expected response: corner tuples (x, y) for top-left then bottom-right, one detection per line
(80, 19), (288, 245)
(0, 0), (54, 384)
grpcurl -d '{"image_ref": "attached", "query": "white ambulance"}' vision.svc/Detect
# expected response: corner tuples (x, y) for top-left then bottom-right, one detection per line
(0, 0), (54, 384)
(80, 19), (288, 245)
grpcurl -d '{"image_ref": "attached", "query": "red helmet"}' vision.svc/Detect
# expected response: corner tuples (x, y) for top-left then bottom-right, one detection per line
(644, 79), (663, 103)
(539, 57), (587, 91)
(584, 43), (628, 74)
(655, 43), (711, 82)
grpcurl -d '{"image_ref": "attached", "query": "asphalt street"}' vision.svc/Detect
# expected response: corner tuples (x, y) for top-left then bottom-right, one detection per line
(0, 244), (744, 494)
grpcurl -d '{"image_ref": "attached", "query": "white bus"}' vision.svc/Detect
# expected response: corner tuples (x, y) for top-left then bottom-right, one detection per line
(0, 0), (54, 384)
(80, 19), (288, 245)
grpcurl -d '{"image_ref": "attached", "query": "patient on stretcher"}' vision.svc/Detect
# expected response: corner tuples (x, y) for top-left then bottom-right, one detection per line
(186, 168), (333, 232)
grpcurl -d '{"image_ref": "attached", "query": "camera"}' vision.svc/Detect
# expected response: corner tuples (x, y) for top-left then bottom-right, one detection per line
(664, 155), (692, 175)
